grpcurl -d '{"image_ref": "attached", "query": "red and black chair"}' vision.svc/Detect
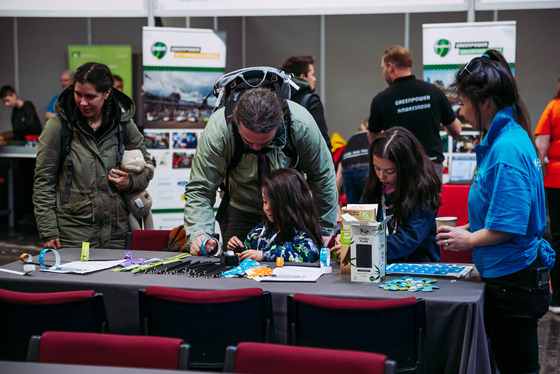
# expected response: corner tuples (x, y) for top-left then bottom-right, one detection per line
(27, 331), (189, 370)
(139, 286), (273, 370)
(288, 294), (425, 373)
(128, 229), (171, 251)
(224, 342), (397, 374)
(0, 288), (109, 361)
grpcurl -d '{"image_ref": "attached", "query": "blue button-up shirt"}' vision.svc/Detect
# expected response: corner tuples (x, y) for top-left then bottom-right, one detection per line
(469, 107), (546, 278)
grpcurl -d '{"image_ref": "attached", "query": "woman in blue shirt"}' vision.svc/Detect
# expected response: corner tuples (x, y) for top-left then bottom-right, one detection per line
(437, 50), (554, 374)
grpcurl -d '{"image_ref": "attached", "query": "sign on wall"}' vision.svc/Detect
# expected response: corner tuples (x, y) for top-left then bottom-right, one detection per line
(68, 45), (133, 98)
(142, 27), (226, 229)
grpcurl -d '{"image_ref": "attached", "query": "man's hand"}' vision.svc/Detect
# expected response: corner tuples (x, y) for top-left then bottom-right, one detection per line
(190, 234), (218, 256)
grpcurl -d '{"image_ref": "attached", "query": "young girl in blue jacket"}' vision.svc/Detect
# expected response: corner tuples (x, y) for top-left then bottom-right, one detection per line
(226, 168), (323, 262)
(361, 126), (442, 262)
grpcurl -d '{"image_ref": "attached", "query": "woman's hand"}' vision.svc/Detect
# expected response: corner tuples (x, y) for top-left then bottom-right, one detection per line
(436, 226), (473, 252)
(108, 169), (131, 191)
(43, 238), (61, 250)
(227, 236), (244, 251)
(239, 250), (263, 262)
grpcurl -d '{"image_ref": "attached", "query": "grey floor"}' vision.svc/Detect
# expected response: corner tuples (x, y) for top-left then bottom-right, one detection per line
(0, 220), (558, 373)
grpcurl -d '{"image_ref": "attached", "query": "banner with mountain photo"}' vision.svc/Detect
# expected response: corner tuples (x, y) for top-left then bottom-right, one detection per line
(142, 27), (226, 229)
(422, 21), (516, 101)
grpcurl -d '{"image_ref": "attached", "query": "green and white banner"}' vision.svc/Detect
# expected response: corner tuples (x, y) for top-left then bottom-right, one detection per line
(68, 45), (133, 98)
(422, 21), (516, 182)
(142, 27), (226, 229)
(422, 21), (516, 88)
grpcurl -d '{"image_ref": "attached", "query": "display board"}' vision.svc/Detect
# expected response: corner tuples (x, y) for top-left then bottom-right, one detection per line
(142, 27), (226, 229)
(68, 45), (133, 98)
(422, 21), (516, 181)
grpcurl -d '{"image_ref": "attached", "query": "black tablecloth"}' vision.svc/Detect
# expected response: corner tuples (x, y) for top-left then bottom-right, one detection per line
(0, 248), (491, 374)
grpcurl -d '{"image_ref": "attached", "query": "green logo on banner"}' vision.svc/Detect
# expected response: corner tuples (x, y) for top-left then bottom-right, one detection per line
(151, 42), (167, 59)
(434, 39), (451, 57)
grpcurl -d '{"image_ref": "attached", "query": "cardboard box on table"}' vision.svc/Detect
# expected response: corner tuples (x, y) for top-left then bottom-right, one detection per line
(347, 217), (389, 283)
(339, 204), (377, 275)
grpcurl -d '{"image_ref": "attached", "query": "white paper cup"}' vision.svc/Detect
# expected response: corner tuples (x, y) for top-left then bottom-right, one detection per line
(436, 216), (457, 228)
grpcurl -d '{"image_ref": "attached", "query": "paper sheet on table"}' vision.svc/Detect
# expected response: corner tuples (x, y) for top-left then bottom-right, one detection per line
(252, 266), (324, 282)
(40, 260), (124, 274)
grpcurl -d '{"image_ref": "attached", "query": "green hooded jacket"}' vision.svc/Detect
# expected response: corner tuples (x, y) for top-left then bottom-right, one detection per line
(184, 100), (337, 248)
(33, 86), (152, 248)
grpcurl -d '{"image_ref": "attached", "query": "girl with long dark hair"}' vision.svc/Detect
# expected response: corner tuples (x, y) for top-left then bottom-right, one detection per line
(361, 126), (442, 262)
(226, 168), (323, 262)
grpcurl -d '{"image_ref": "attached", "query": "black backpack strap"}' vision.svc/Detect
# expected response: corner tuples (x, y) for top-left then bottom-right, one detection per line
(215, 121), (244, 223)
(59, 118), (74, 203)
(116, 121), (127, 166)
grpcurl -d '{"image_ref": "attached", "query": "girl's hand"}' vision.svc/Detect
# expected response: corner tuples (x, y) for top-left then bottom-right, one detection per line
(329, 234), (341, 260)
(227, 236), (244, 251)
(436, 226), (472, 252)
(108, 169), (131, 191)
(239, 250), (263, 262)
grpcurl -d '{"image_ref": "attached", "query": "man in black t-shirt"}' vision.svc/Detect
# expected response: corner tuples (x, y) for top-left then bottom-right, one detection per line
(368, 46), (461, 179)
(1, 85), (42, 224)
(1, 85), (42, 142)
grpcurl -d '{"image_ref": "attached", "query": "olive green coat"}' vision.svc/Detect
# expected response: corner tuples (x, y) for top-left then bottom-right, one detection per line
(33, 87), (152, 248)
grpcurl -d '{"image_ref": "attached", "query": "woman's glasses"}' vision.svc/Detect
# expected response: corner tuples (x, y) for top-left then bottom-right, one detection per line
(460, 61), (473, 76)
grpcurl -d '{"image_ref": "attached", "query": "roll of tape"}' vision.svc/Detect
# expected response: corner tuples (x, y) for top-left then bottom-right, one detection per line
(39, 248), (61, 270)
(20, 253), (33, 263)
(200, 237), (211, 257)
(23, 264), (36, 273)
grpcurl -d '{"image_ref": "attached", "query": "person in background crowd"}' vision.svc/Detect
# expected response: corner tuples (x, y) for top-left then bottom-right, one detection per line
(368, 45), (462, 180)
(34, 62), (152, 249)
(1, 84), (43, 224)
(46, 70), (74, 121)
(227, 168), (322, 263)
(362, 126), (441, 262)
(337, 119), (370, 204)
(535, 78), (560, 314)
(437, 50), (554, 374)
(281, 55), (331, 150)
(184, 87), (337, 257)
(1, 85), (42, 141)
(113, 74), (124, 92)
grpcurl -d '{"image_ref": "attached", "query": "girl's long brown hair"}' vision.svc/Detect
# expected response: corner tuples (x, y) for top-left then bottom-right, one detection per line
(262, 168), (323, 246)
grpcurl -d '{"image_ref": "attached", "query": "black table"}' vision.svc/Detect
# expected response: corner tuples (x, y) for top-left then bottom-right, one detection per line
(0, 145), (37, 229)
(0, 248), (491, 374)
(0, 361), (219, 374)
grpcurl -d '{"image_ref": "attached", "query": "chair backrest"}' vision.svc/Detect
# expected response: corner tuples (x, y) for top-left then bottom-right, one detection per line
(27, 331), (189, 370)
(130, 229), (171, 251)
(0, 288), (109, 361)
(439, 184), (473, 263)
(288, 294), (425, 373)
(139, 286), (273, 370)
(224, 342), (397, 374)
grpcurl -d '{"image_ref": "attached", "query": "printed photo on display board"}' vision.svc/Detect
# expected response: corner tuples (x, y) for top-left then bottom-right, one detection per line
(172, 152), (195, 169)
(145, 131), (170, 149)
(172, 131), (198, 149)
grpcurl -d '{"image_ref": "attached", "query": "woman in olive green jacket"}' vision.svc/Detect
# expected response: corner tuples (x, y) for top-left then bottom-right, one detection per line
(33, 62), (152, 249)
